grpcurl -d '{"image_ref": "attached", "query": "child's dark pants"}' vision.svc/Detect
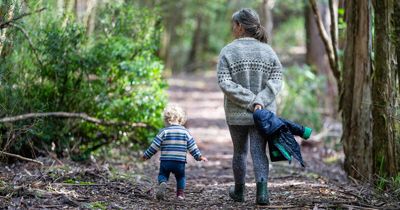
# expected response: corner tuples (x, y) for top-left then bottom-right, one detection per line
(158, 160), (186, 190)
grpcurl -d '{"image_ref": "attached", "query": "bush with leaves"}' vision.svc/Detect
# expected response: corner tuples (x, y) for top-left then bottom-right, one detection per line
(0, 2), (166, 160)
(278, 65), (324, 132)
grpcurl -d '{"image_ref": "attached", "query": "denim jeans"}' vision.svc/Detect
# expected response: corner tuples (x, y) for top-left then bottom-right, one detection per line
(158, 160), (186, 190)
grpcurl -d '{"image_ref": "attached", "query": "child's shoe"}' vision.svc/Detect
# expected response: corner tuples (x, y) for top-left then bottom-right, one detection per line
(156, 182), (167, 200)
(176, 189), (185, 199)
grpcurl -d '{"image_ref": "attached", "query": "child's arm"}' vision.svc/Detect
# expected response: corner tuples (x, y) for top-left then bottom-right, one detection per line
(186, 133), (206, 161)
(142, 130), (164, 160)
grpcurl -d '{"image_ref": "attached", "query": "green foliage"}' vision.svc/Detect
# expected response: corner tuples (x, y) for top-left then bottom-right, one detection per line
(376, 172), (400, 199)
(0, 2), (166, 160)
(271, 16), (305, 51)
(278, 65), (324, 131)
(86, 201), (107, 210)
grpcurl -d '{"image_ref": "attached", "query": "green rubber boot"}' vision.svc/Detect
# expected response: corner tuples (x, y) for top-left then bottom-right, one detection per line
(256, 181), (269, 205)
(229, 183), (245, 202)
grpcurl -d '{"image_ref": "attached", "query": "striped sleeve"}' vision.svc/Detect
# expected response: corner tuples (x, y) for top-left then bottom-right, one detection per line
(186, 132), (202, 161)
(143, 130), (164, 159)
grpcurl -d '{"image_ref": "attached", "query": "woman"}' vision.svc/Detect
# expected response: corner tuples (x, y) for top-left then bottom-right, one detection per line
(217, 8), (283, 205)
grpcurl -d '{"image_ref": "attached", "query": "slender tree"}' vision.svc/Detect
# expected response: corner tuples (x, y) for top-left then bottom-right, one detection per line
(305, 0), (338, 117)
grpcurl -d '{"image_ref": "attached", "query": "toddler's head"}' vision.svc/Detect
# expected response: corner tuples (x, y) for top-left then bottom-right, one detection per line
(163, 104), (187, 126)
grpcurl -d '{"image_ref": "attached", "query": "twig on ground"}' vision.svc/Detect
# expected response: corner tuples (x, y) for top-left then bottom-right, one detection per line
(55, 183), (107, 186)
(0, 151), (43, 165)
(37, 205), (63, 209)
(312, 200), (384, 210)
(256, 205), (300, 209)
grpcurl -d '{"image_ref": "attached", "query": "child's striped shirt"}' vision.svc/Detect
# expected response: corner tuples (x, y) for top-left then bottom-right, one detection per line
(143, 125), (202, 162)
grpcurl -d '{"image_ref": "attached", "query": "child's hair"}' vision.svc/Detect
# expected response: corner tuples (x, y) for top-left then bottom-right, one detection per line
(163, 104), (187, 126)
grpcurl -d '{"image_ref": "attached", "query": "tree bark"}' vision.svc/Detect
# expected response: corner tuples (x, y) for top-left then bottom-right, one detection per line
(394, 0), (400, 170)
(372, 0), (398, 177)
(341, 0), (373, 180)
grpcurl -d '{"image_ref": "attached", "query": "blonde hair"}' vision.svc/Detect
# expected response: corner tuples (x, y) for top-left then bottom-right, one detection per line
(163, 104), (187, 126)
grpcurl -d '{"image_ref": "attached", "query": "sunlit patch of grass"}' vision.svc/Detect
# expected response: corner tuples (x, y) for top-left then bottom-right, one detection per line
(305, 172), (320, 179)
(86, 201), (108, 210)
(323, 155), (340, 165)
(63, 178), (95, 185)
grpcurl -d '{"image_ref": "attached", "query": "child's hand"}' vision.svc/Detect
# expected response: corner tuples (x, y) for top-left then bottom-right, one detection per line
(140, 155), (148, 161)
(199, 156), (208, 162)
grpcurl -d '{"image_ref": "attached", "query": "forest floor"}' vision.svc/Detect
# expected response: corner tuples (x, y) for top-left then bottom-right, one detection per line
(1, 73), (399, 209)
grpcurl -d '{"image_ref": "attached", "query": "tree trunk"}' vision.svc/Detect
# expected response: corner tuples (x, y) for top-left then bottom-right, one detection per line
(159, 0), (184, 72)
(394, 0), (400, 170)
(341, 0), (373, 180)
(305, 0), (338, 118)
(261, 0), (274, 42)
(57, 0), (64, 14)
(185, 14), (203, 72)
(372, 0), (398, 177)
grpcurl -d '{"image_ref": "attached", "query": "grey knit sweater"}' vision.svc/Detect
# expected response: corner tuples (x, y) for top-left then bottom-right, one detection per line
(217, 37), (283, 125)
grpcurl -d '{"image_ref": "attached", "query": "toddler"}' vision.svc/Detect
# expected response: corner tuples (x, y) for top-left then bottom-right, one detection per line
(141, 104), (207, 200)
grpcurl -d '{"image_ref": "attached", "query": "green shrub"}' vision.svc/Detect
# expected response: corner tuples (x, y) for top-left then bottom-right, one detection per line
(0, 3), (166, 160)
(278, 65), (324, 131)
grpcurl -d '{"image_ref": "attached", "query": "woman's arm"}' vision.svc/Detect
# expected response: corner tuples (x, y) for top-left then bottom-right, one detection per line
(217, 54), (257, 111)
(252, 58), (283, 109)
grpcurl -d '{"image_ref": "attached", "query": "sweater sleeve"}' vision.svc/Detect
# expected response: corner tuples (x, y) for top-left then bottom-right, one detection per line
(217, 53), (257, 111)
(186, 132), (202, 161)
(252, 57), (283, 109)
(143, 130), (164, 159)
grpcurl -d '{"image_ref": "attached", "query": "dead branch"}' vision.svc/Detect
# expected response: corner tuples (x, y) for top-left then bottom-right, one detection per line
(0, 112), (149, 128)
(0, 151), (43, 165)
(308, 0), (340, 82)
(328, 0), (339, 65)
(0, 7), (46, 29)
(9, 23), (44, 67)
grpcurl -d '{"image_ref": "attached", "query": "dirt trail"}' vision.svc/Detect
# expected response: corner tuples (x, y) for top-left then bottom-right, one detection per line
(1, 73), (395, 209)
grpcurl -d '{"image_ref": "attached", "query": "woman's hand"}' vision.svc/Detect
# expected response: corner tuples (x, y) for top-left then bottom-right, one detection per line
(254, 104), (263, 112)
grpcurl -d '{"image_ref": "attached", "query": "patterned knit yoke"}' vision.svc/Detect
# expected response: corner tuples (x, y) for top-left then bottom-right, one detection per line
(143, 125), (202, 162)
(217, 37), (283, 125)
